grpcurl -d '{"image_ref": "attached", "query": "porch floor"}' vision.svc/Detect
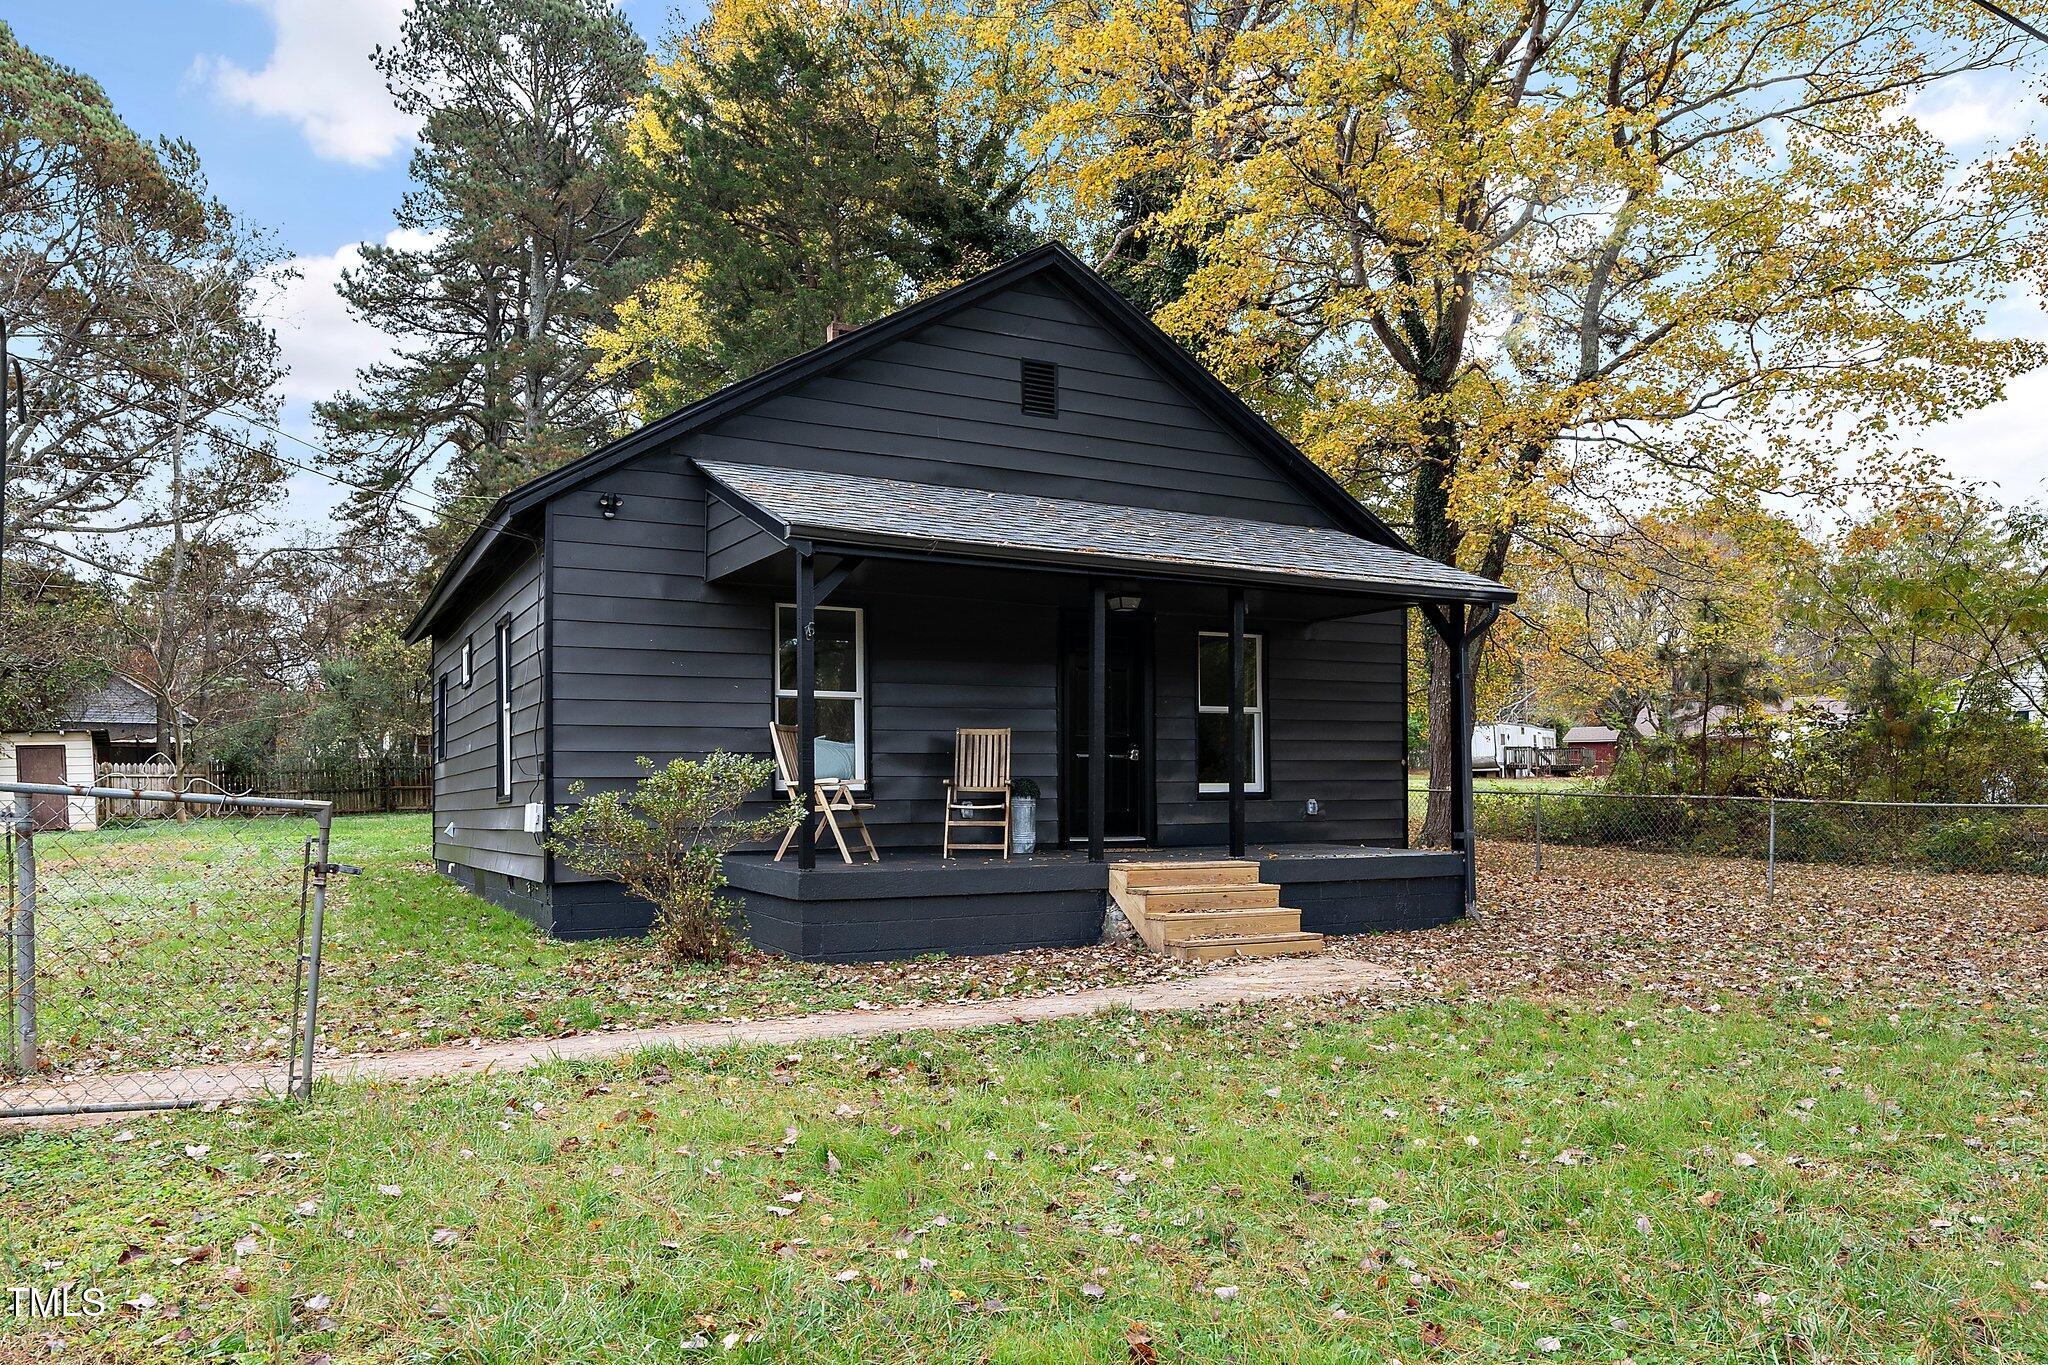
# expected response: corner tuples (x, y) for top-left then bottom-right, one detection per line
(720, 843), (1462, 960)
(724, 843), (1457, 898)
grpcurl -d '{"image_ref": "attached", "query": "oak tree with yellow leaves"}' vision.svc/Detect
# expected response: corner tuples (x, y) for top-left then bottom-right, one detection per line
(1008, 0), (2048, 840)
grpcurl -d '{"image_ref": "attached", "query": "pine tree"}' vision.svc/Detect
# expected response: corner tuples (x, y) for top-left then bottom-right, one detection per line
(596, 1), (1034, 414)
(316, 0), (647, 558)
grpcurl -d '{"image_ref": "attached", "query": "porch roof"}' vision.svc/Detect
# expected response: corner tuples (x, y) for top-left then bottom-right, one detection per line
(698, 461), (1513, 604)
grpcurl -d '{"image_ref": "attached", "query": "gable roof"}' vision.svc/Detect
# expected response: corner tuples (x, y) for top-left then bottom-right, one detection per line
(407, 242), (1474, 641)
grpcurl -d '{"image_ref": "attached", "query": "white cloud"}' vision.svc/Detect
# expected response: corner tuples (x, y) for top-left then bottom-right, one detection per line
(263, 230), (427, 406)
(197, 0), (414, 167)
(1920, 367), (2048, 505)
(1900, 70), (2033, 151)
(256, 229), (446, 526)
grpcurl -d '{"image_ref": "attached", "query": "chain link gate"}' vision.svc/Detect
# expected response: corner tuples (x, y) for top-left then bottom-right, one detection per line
(2, 780), (337, 1120)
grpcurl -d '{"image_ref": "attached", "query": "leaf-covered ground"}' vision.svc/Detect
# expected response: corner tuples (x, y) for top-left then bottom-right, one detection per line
(1354, 842), (2048, 1006)
(4, 995), (2044, 1362)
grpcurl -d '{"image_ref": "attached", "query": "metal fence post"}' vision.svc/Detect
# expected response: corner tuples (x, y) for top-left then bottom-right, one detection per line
(9, 793), (35, 1076)
(295, 807), (332, 1100)
(1532, 790), (1544, 875)
(1765, 796), (1777, 898)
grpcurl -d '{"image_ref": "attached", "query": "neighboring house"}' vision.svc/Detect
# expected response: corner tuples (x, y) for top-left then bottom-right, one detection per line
(0, 673), (192, 831)
(1561, 725), (1622, 776)
(404, 245), (1513, 959)
(2011, 662), (2046, 725)
(1471, 722), (1556, 775)
(1634, 696), (1847, 744)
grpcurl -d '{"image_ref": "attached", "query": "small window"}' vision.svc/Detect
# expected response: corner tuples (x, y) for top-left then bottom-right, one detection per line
(1197, 631), (1265, 793)
(773, 604), (866, 788)
(461, 637), (474, 688)
(495, 618), (513, 801)
(1020, 359), (1058, 417)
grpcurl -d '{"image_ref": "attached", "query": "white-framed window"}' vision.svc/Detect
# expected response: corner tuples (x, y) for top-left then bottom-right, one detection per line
(495, 617), (513, 801)
(461, 637), (474, 687)
(774, 603), (866, 789)
(1197, 630), (1265, 793)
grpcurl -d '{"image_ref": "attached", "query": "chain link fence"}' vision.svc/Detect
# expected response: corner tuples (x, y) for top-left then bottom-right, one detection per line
(1414, 784), (2048, 891)
(2, 780), (336, 1120)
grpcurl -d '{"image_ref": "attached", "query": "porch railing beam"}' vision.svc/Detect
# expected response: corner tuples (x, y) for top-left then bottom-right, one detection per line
(795, 548), (818, 871)
(814, 555), (865, 605)
(1088, 578), (1107, 862)
(1227, 585), (1246, 859)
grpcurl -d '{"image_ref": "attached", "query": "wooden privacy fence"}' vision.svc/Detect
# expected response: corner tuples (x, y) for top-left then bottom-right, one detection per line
(95, 759), (431, 819)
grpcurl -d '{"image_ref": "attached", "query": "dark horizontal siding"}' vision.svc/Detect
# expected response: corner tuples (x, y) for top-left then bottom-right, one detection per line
(431, 545), (547, 886)
(679, 276), (1334, 528)
(1149, 610), (1407, 847)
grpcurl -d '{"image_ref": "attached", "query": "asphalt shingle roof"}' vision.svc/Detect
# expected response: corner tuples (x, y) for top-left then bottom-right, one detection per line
(697, 461), (1512, 602)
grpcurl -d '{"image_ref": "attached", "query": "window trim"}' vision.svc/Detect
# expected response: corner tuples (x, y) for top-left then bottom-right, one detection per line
(434, 672), (449, 763)
(1197, 629), (1267, 795)
(494, 616), (513, 803)
(773, 602), (867, 791)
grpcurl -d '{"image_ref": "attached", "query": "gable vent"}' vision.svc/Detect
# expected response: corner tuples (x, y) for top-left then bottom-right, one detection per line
(1020, 359), (1059, 417)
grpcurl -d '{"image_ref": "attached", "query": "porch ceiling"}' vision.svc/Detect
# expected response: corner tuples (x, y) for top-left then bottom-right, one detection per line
(698, 461), (1514, 605)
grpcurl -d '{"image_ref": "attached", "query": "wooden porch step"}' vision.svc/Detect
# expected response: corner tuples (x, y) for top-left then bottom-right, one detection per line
(1149, 906), (1302, 943)
(1109, 860), (1262, 891)
(1167, 930), (1326, 963)
(1129, 883), (1282, 914)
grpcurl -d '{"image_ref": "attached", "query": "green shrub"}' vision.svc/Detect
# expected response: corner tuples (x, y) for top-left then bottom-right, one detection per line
(544, 753), (800, 962)
(1910, 813), (2048, 877)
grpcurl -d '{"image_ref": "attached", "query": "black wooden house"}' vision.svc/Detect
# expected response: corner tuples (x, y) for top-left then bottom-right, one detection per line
(405, 245), (1509, 958)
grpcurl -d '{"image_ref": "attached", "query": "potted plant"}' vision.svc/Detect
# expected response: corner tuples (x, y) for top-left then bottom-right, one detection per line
(1010, 778), (1040, 854)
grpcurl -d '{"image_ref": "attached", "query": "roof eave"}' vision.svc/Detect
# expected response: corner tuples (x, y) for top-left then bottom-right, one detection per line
(796, 525), (1516, 605)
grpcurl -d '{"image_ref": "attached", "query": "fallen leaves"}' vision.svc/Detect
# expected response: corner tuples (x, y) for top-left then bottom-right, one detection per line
(1343, 844), (2048, 1006)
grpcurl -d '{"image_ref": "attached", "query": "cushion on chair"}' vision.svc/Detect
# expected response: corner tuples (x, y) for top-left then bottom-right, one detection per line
(814, 738), (857, 782)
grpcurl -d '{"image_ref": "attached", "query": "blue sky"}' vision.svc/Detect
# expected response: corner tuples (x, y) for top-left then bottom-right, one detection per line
(11, 1), (2046, 531)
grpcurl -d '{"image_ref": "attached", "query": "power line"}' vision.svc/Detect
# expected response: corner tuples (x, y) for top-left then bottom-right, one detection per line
(1964, 0), (2048, 43)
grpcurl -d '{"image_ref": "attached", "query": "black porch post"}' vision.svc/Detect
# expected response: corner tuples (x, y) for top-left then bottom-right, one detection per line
(1227, 585), (1246, 859)
(1088, 578), (1107, 862)
(795, 548), (817, 871)
(1444, 603), (1475, 912)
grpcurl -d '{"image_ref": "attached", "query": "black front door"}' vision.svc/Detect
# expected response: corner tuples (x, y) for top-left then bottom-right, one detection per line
(1063, 614), (1150, 842)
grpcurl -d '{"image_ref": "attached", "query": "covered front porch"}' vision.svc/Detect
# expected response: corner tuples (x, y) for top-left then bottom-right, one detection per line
(722, 843), (1465, 961)
(675, 459), (1510, 958)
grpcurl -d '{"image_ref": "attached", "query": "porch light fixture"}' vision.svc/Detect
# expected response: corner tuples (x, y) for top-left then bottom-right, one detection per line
(1107, 594), (1142, 613)
(597, 492), (623, 519)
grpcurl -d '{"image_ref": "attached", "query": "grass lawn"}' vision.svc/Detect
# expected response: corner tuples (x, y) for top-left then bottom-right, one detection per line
(10, 814), (1195, 1075)
(4, 993), (2044, 1361)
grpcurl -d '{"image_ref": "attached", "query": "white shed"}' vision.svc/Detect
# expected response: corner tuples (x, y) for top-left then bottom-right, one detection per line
(0, 732), (99, 830)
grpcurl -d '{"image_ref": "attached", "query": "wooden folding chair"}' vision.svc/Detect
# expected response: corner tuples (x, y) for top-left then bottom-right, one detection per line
(770, 723), (879, 864)
(943, 727), (1012, 858)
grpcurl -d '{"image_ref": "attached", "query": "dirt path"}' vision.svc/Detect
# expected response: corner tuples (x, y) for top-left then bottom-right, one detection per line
(4, 955), (1401, 1130)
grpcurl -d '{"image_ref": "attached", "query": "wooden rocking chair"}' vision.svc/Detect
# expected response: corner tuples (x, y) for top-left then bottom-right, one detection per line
(943, 727), (1013, 858)
(770, 722), (879, 864)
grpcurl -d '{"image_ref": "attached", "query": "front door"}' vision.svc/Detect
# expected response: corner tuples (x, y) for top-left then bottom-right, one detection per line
(1063, 615), (1151, 842)
(15, 743), (70, 830)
